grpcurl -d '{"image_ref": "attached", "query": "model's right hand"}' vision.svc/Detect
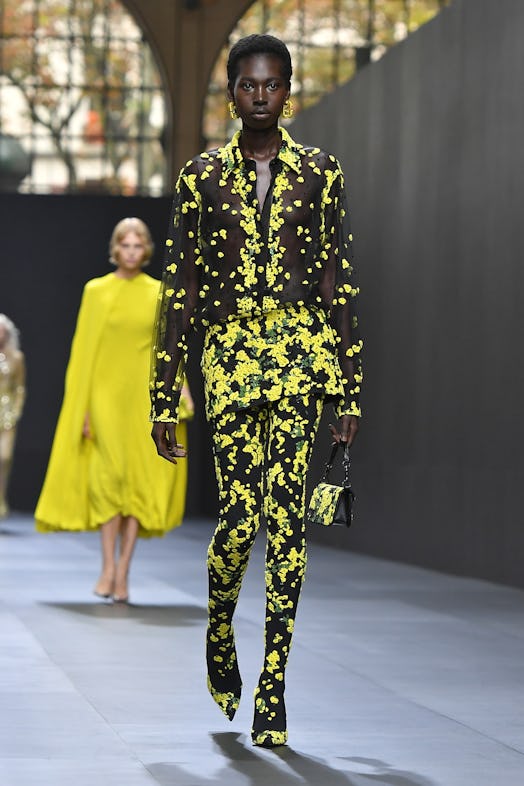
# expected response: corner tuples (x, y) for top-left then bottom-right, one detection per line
(82, 413), (92, 439)
(151, 421), (187, 464)
(328, 415), (359, 447)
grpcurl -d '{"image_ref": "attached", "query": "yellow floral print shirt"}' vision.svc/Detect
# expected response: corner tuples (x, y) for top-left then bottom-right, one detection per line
(150, 127), (362, 422)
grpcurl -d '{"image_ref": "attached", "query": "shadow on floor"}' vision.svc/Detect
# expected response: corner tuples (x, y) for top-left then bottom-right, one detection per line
(0, 523), (29, 536)
(147, 732), (435, 786)
(40, 601), (206, 627)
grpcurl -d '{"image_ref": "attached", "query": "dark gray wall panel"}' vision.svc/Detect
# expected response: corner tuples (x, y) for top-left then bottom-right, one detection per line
(293, 0), (524, 587)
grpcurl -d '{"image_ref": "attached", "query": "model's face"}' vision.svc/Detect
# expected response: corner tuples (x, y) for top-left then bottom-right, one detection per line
(228, 53), (290, 130)
(116, 231), (146, 272)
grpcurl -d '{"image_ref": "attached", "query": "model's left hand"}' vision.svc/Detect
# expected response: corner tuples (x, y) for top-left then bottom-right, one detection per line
(329, 415), (359, 447)
(82, 413), (92, 440)
(151, 421), (187, 464)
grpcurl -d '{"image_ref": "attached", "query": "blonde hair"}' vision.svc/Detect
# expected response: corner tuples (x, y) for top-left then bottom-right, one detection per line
(0, 314), (20, 351)
(109, 217), (154, 267)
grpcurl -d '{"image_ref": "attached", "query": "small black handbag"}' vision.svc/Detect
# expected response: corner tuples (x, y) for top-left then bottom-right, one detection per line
(306, 441), (355, 528)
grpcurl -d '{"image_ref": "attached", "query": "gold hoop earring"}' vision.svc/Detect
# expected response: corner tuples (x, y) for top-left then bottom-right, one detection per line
(228, 101), (238, 120)
(282, 99), (294, 119)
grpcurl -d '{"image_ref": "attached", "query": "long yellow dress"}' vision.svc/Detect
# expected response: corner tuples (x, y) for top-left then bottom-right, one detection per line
(36, 271), (190, 537)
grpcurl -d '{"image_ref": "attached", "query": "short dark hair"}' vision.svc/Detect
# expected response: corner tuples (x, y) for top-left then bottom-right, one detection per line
(227, 34), (292, 87)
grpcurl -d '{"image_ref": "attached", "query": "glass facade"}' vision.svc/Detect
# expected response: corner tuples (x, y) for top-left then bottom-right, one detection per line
(0, 0), (167, 195)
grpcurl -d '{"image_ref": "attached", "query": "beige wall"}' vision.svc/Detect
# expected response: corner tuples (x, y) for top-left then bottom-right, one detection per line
(123, 0), (252, 184)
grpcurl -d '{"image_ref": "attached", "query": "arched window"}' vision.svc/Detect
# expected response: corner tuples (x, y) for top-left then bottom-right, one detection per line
(0, 0), (168, 195)
(203, 0), (451, 150)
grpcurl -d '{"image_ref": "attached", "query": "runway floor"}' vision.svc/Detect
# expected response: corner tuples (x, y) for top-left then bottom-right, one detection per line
(1, 513), (523, 786)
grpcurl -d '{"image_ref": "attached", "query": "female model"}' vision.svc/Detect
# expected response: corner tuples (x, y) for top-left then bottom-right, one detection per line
(36, 218), (192, 602)
(151, 35), (362, 746)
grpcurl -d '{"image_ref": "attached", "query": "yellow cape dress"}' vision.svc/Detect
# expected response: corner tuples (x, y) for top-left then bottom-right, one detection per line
(35, 272), (191, 537)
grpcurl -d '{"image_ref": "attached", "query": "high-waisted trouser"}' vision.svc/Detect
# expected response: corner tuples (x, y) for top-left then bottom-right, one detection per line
(206, 394), (324, 740)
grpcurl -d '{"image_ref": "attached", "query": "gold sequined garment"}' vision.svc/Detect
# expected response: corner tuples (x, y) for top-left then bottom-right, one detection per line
(0, 351), (25, 431)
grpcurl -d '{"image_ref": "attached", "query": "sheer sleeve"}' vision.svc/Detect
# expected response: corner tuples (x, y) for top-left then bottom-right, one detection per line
(319, 158), (363, 419)
(150, 163), (203, 423)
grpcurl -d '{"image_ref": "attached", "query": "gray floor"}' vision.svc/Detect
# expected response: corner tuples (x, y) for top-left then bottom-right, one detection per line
(1, 515), (523, 786)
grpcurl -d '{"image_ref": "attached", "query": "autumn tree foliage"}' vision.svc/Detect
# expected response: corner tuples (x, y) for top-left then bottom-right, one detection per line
(0, 0), (163, 192)
(203, 0), (450, 149)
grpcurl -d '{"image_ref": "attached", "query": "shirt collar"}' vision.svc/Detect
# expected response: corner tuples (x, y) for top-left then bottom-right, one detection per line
(219, 126), (303, 178)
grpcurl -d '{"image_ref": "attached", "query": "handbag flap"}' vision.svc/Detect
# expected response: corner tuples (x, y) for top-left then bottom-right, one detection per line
(308, 482), (347, 527)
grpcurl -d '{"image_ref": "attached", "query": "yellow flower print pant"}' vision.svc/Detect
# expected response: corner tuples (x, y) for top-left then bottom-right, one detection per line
(206, 393), (324, 742)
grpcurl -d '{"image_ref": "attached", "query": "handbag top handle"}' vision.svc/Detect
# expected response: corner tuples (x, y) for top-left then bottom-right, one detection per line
(322, 441), (352, 488)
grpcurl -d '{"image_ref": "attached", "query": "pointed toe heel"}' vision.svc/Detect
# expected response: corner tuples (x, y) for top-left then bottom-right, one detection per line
(206, 624), (242, 720)
(93, 590), (111, 600)
(207, 675), (241, 721)
(112, 595), (129, 604)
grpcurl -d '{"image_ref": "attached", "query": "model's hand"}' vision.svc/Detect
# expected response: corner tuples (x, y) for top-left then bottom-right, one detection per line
(329, 415), (359, 447)
(82, 413), (92, 439)
(151, 421), (187, 464)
